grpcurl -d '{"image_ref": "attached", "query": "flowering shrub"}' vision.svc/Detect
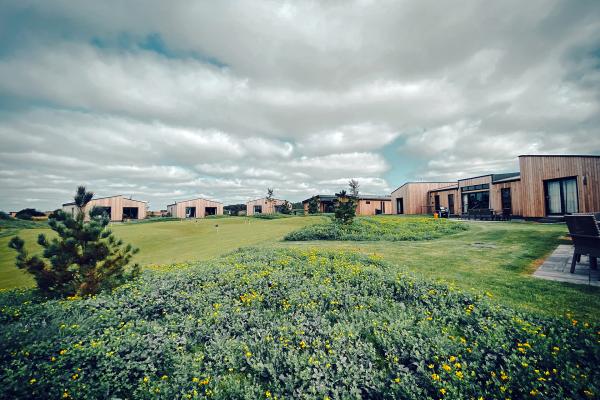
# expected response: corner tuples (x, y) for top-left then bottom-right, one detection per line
(285, 216), (468, 241)
(0, 248), (597, 399)
(253, 213), (291, 220)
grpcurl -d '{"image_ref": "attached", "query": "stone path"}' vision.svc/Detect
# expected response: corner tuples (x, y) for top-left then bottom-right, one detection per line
(533, 245), (600, 286)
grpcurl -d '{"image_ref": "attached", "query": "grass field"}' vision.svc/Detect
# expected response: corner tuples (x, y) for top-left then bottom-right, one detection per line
(2, 248), (598, 399)
(1, 216), (599, 323)
(0, 216), (326, 289)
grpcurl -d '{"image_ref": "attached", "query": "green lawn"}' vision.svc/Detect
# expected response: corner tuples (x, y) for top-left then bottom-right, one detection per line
(0, 216), (326, 290)
(1, 216), (599, 323)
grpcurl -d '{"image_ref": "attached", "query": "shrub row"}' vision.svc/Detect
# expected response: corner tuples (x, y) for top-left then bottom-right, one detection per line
(0, 248), (597, 399)
(285, 216), (468, 241)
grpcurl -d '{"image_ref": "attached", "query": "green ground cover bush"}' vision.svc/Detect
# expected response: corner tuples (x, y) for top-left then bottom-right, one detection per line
(0, 219), (48, 239)
(253, 213), (291, 220)
(285, 216), (468, 241)
(0, 248), (597, 399)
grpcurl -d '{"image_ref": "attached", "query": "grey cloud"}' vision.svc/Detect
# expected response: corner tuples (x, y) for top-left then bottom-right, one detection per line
(0, 1), (599, 210)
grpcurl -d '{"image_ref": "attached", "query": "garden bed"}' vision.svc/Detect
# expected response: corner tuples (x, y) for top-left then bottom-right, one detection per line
(284, 216), (468, 241)
(0, 248), (597, 399)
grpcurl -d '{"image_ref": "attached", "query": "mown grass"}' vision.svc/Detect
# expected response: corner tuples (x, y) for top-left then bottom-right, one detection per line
(1, 216), (599, 323)
(284, 215), (468, 241)
(0, 216), (326, 290)
(1, 248), (597, 399)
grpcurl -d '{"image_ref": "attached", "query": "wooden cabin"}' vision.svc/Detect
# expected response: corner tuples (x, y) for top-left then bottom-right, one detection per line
(302, 195), (336, 214)
(519, 155), (600, 218)
(455, 172), (521, 215)
(62, 195), (147, 222)
(427, 185), (459, 215)
(166, 198), (223, 218)
(408, 155), (599, 218)
(302, 194), (392, 215)
(355, 195), (392, 215)
(246, 198), (289, 216)
(390, 182), (456, 215)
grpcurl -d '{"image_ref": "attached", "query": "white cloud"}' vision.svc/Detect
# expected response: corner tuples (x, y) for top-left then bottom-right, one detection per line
(0, 0), (599, 210)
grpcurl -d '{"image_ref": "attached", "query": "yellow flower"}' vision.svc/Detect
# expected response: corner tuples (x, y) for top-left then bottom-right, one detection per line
(431, 373), (441, 381)
(192, 377), (199, 383)
(143, 376), (149, 383)
(584, 390), (594, 398)
(440, 388), (446, 395)
(428, 364), (434, 369)
(449, 356), (456, 362)
(530, 389), (539, 396)
(29, 378), (36, 384)
(62, 391), (70, 399)
(393, 377), (401, 383)
(442, 364), (451, 372)
(552, 346), (560, 352)
(265, 390), (271, 398)
(161, 375), (168, 380)
(455, 371), (463, 379)
(59, 349), (67, 355)
(71, 373), (78, 380)
(51, 356), (56, 362)
(246, 351), (252, 358)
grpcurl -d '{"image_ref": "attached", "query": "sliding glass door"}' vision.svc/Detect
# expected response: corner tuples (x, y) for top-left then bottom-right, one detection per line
(544, 177), (578, 215)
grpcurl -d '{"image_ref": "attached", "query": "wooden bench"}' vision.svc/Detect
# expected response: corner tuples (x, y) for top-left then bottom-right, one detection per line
(565, 214), (600, 274)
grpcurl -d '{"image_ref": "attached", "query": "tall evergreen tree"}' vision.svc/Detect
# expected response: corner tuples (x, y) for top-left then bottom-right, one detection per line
(307, 196), (319, 214)
(334, 190), (356, 224)
(349, 179), (360, 198)
(8, 186), (140, 297)
(280, 200), (292, 214)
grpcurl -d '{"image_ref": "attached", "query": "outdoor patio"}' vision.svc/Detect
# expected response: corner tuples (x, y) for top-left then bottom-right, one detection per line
(534, 244), (600, 286)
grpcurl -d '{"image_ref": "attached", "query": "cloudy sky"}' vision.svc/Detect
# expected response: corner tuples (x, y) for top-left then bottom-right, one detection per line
(1, 0), (599, 211)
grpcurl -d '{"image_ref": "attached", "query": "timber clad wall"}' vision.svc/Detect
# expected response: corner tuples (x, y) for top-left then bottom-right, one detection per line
(167, 198), (223, 218)
(62, 195), (147, 222)
(519, 156), (600, 218)
(457, 175), (493, 215)
(355, 198), (392, 215)
(391, 182), (455, 214)
(491, 180), (523, 216)
(246, 198), (287, 216)
(428, 186), (459, 214)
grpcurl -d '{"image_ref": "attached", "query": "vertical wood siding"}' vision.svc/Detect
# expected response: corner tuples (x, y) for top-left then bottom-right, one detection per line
(391, 182), (455, 214)
(427, 188), (459, 212)
(355, 199), (392, 215)
(246, 198), (286, 216)
(519, 156), (600, 217)
(491, 180), (523, 216)
(168, 198), (224, 218)
(62, 195), (147, 222)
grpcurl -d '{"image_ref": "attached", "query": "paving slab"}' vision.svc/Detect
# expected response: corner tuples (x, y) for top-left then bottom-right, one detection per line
(533, 245), (600, 286)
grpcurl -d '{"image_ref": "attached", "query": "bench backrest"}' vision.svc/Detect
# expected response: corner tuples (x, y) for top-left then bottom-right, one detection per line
(565, 215), (600, 237)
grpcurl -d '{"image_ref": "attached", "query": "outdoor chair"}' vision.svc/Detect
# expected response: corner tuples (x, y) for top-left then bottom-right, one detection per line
(498, 208), (512, 221)
(565, 215), (600, 274)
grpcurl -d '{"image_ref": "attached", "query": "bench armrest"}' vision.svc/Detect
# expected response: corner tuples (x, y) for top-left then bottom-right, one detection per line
(569, 233), (600, 240)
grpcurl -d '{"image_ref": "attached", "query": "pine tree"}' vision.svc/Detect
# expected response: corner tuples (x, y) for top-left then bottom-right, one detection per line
(334, 190), (356, 224)
(308, 196), (319, 214)
(8, 186), (140, 297)
(280, 200), (292, 214)
(349, 179), (360, 198)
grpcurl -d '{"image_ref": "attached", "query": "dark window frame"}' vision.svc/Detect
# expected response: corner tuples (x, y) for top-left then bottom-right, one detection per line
(544, 176), (578, 216)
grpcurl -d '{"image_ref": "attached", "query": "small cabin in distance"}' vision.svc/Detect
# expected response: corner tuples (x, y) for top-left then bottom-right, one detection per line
(62, 195), (147, 222)
(166, 198), (223, 218)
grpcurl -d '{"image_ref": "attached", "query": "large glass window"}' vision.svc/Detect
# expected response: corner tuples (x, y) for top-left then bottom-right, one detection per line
(545, 177), (578, 215)
(464, 191), (489, 210)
